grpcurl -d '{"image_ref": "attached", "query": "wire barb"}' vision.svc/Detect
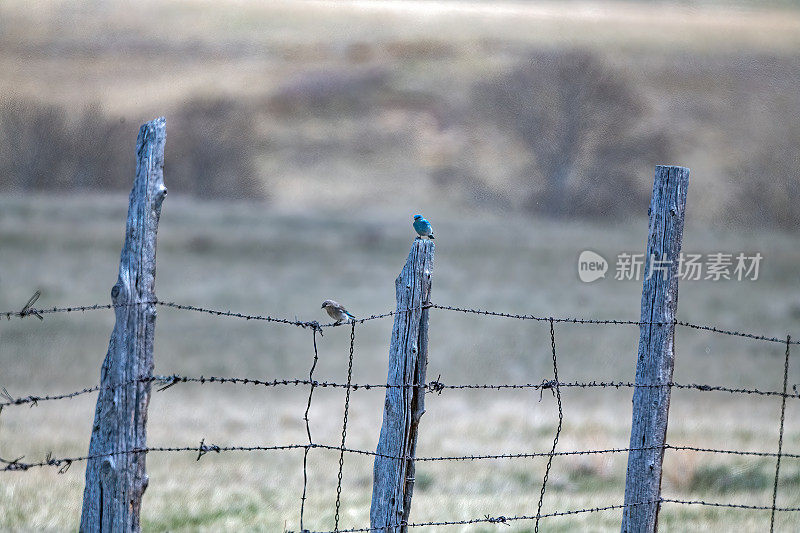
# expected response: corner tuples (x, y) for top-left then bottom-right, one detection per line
(5, 291), (45, 320)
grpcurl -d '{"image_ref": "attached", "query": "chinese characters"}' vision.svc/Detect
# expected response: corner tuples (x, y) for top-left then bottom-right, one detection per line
(613, 252), (762, 281)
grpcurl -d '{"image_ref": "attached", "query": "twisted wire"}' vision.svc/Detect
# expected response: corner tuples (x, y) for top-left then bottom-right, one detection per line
(534, 318), (562, 532)
(300, 328), (321, 532)
(770, 336), (791, 532)
(333, 322), (356, 532)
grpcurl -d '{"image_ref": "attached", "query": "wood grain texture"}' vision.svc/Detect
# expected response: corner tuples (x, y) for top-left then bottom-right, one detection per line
(80, 117), (167, 533)
(370, 238), (434, 533)
(621, 165), (689, 533)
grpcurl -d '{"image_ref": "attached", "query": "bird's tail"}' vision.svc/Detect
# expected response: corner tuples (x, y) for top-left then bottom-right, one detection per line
(346, 312), (356, 320)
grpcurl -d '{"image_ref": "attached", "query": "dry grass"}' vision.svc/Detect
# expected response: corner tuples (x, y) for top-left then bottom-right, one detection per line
(1, 194), (799, 530)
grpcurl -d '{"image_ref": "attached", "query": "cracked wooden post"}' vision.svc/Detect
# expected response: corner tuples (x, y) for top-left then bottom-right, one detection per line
(370, 238), (434, 532)
(621, 165), (689, 533)
(80, 117), (167, 532)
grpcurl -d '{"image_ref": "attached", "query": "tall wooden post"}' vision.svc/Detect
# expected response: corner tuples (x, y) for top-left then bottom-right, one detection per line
(370, 238), (434, 532)
(621, 165), (689, 532)
(80, 117), (167, 532)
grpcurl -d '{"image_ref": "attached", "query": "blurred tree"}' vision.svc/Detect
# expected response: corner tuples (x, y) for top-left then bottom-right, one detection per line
(0, 97), (264, 200)
(167, 97), (263, 200)
(67, 105), (131, 190)
(0, 100), (69, 191)
(473, 50), (671, 218)
(728, 119), (800, 229)
(267, 67), (389, 117)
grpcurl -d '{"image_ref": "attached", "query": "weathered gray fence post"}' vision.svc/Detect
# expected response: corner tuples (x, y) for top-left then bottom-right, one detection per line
(370, 238), (434, 532)
(621, 165), (689, 532)
(80, 117), (167, 532)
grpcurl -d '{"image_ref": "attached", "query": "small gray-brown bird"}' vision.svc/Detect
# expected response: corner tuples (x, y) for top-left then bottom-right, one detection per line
(321, 299), (355, 324)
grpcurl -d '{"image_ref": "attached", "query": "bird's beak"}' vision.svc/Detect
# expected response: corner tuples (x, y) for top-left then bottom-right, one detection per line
(321, 304), (325, 309)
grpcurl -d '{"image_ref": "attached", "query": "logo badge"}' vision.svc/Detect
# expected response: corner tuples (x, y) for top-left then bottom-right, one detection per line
(578, 250), (608, 283)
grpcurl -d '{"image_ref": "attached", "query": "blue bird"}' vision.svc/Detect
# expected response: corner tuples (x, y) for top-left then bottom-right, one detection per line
(412, 214), (435, 239)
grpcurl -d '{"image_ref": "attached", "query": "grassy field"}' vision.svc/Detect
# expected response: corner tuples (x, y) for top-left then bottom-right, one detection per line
(1, 0), (800, 530)
(1, 194), (799, 531)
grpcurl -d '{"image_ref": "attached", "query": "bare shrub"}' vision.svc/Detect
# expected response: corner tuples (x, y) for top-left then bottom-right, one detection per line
(267, 67), (389, 117)
(0, 98), (263, 199)
(0, 100), (70, 192)
(727, 114), (800, 230)
(168, 97), (263, 200)
(472, 50), (672, 218)
(0, 100), (133, 192)
(67, 105), (131, 190)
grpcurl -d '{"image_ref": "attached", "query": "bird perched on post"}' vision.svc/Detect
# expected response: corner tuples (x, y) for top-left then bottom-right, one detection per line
(412, 214), (435, 239)
(321, 300), (355, 324)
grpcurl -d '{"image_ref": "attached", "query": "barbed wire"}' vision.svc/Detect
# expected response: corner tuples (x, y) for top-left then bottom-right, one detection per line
(294, 497), (800, 533)
(4, 374), (799, 411)
(0, 442), (310, 473)
(428, 304), (800, 345)
(5, 440), (800, 475)
(156, 301), (395, 330)
(661, 498), (800, 513)
(305, 500), (661, 532)
(4, 291), (799, 530)
(4, 293), (799, 344)
(1, 295), (392, 330)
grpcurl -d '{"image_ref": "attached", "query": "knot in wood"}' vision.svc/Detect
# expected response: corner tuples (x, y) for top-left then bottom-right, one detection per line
(101, 457), (115, 476)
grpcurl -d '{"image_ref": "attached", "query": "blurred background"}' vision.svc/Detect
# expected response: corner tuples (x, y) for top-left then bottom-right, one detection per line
(1, 0), (799, 227)
(1, 1), (799, 531)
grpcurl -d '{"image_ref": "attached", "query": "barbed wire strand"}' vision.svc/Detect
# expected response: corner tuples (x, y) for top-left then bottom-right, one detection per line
(4, 293), (799, 345)
(2, 297), (139, 321)
(4, 374), (800, 411)
(770, 335), (791, 532)
(308, 500), (659, 532)
(6, 441), (800, 475)
(1, 293), (383, 330)
(333, 322), (356, 532)
(427, 304), (800, 345)
(305, 497), (800, 533)
(534, 318), (562, 533)
(661, 498), (800, 513)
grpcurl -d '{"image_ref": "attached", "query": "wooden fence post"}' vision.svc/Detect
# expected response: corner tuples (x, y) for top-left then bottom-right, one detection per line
(370, 238), (434, 532)
(621, 165), (689, 532)
(80, 117), (167, 532)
